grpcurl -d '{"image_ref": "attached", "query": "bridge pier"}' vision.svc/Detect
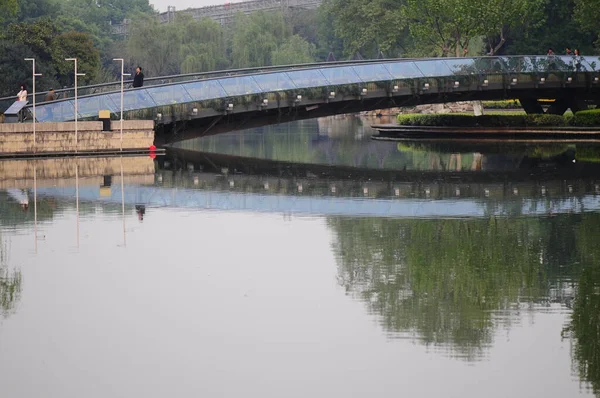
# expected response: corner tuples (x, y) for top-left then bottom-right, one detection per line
(519, 97), (589, 115)
(518, 98), (544, 114)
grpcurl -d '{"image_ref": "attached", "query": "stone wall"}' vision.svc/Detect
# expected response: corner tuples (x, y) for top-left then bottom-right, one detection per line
(0, 156), (155, 189)
(362, 102), (477, 117)
(0, 120), (155, 154)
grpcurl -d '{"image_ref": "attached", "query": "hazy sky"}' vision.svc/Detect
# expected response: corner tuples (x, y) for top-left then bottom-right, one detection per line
(150, 0), (238, 12)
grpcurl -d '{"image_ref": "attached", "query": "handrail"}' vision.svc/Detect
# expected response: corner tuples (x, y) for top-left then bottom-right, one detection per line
(1, 57), (415, 104)
(16, 54), (597, 114)
(2, 54), (548, 104)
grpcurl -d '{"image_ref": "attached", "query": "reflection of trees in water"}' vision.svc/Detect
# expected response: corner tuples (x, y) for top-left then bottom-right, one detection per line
(0, 235), (22, 317)
(564, 215), (600, 396)
(328, 216), (581, 361)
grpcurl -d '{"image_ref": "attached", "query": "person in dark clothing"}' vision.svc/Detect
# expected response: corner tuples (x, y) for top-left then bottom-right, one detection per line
(132, 66), (144, 88)
(44, 89), (57, 102)
(566, 47), (572, 55)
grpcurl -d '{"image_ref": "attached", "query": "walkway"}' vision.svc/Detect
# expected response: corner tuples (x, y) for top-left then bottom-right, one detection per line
(13, 55), (600, 134)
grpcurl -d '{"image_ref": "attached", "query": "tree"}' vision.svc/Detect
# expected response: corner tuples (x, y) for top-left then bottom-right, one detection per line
(574, 0), (600, 36)
(179, 17), (227, 73)
(402, 0), (482, 57)
(271, 35), (315, 65)
(230, 11), (290, 68)
(476, 0), (546, 55)
(324, 0), (407, 57)
(0, 0), (18, 24)
(125, 14), (182, 77)
(53, 31), (101, 85)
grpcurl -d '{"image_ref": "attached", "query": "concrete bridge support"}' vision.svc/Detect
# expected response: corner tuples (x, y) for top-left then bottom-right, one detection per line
(519, 97), (589, 115)
(519, 98), (544, 114)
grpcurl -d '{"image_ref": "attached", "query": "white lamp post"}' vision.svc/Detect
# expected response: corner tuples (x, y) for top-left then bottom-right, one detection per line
(24, 58), (42, 152)
(113, 58), (131, 151)
(65, 58), (86, 149)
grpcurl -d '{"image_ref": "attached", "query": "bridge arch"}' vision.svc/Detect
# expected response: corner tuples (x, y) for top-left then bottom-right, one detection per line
(16, 55), (600, 142)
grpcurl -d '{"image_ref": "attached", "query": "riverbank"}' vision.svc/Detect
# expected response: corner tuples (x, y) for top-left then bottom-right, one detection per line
(0, 120), (155, 156)
(370, 111), (600, 141)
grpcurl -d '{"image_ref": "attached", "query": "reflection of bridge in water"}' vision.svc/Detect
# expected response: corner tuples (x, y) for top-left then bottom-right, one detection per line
(20, 151), (600, 218)
(17, 55), (600, 144)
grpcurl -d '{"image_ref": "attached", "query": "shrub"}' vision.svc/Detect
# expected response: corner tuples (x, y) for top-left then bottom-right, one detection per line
(572, 109), (600, 126)
(394, 112), (600, 127)
(482, 99), (521, 109)
(396, 113), (570, 127)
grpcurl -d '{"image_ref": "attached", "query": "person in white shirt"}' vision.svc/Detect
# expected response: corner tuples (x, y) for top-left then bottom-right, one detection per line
(17, 84), (27, 102)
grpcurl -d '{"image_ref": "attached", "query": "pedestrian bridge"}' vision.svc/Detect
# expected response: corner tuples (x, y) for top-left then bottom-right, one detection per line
(15, 55), (600, 141)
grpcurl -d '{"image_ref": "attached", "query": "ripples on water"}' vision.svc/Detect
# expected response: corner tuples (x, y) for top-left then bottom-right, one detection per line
(0, 116), (599, 397)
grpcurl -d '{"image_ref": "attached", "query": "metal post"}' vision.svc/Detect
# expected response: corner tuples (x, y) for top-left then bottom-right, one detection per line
(65, 58), (85, 150)
(113, 58), (131, 151)
(24, 58), (42, 152)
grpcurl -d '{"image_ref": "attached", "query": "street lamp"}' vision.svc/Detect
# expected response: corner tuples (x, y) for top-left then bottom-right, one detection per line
(65, 58), (86, 149)
(113, 58), (131, 151)
(24, 58), (42, 152)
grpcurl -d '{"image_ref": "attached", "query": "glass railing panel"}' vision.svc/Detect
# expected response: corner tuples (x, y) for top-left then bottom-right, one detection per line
(184, 80), (228, 101)
(413, 60), (453, 77)
(319, 66), (363, 85)
(217, 76), (263, 96)
(35, 100), (76, 122)
(382, 62), (425, 79)
(443, 58), (479, 75)
(251, 72), (297, 91)
(107, 89), (158, 112)
(77, 95), (119, 119)
(145, 84), (193, 106)
(286, 69), (330, 88)
(472, 57), (506, 74)
(351, 63), (394, 81)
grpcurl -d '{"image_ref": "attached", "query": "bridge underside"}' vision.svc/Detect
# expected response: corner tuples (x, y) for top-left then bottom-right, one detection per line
(25, 55), (600, 142)
(155, 86), (600, 145)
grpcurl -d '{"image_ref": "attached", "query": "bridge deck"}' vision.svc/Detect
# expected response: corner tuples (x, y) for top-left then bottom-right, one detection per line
(19, 56), (600, 137)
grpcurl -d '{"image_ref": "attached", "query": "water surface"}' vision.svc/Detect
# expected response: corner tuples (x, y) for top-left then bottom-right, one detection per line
(1, 117), (599, 397)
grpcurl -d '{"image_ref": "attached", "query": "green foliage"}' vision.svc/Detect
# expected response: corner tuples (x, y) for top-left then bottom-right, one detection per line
(571, 109), (600, 126)
(0, 0), (18, 23)
(506, 0), (594, 56)
(271, 35), (315, 65)
(396, 113), (569, 127)
(230, 11), (290, 68)
(323, 0), (406, 57)
(396, 111), (600, 127)
(53, 31), (100, 85)
(482, 99), (521, 109)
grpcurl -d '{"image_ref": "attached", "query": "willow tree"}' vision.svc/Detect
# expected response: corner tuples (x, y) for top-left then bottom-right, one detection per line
(323, 0), (407, 57)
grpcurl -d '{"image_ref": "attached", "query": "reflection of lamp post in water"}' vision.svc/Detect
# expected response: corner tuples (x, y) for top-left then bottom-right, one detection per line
(120, 157), (126, 247)
(24, 58), (42, 152)
(65, 58), (85, 150)
(33, 162), (38, 253)
(112, 59), (131, 151)
(75, 163), (80, 249)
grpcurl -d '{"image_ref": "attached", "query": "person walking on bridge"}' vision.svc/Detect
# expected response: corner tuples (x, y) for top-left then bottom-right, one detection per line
(133, 66), (144, 88)
(16, 84), (27, 102)
(44, 88), (57, 102)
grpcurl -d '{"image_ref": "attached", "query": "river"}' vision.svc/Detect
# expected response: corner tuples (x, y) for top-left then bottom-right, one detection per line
(0, 115), (598, 397)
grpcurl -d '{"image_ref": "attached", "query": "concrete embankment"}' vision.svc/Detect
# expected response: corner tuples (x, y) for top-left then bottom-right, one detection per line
(0, 120), (155, 156)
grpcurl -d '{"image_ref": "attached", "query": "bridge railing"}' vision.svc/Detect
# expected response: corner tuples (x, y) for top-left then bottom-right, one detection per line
(22, 55), (600, 123)
(0, 57), (424, 112)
